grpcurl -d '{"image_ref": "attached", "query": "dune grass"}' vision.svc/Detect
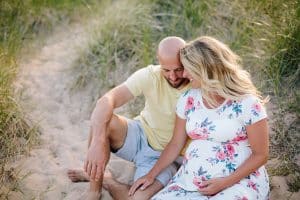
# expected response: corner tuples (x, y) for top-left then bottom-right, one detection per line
(0, 0), (105, 197)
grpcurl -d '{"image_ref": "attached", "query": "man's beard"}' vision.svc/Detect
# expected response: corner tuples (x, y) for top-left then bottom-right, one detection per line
(167, 78), (188, 88)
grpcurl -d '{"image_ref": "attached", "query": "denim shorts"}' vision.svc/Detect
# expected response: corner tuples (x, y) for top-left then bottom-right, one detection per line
(114, 119), (181, 186)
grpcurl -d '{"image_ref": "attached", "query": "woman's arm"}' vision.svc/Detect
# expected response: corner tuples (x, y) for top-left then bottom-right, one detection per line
(128, 115), (188, 195)
(199, 118), (269, 195)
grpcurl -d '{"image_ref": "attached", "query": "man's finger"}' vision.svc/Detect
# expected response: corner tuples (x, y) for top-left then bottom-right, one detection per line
(83, 160), (88, 172)
(95, 164), (103, 181)
(86, 162), (92, 177)
(90, 164), (97, 180)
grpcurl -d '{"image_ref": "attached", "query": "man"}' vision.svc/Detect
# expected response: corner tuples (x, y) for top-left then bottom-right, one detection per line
(68, 36), (189, 200)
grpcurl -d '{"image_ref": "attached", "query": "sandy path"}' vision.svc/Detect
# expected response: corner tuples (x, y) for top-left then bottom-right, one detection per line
(13, 21), (134, 200)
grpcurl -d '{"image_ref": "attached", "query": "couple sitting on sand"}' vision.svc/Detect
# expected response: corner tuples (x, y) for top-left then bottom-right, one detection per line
(68, 36), (270, 200)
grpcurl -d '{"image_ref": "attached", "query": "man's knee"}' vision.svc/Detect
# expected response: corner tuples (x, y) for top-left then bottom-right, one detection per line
(107, 114), (124, 133)
(107, 114), (128, 150)
(130, 191), (153, 200)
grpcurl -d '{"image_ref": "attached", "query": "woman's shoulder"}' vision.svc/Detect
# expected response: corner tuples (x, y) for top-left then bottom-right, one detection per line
(239, 94), (262, 106)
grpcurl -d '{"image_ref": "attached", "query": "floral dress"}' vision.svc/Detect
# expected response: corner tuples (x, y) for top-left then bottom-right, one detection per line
(152, 89), (269, 200)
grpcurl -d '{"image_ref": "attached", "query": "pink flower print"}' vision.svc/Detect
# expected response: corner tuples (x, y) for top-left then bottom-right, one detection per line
(235, 134), (247, 142)
(247, 180), (258, 192)
(200, 127), (208, 134)
(235, 197), (248, 200)
(216, 151), (226, 160)
(226, 100), (233, 106)
(232, 130), (247, 143)
(251, 103), (263, 118)
(169, 184), (181, 191)
(226, 144), (235, 156)
(188, 132), (208, 140)
(188, 128), (209, 140)
(185, 96), (194, 111)
(252, 103), (262, 113)
(252, 170), (260, 177)
(193, 177), (206, 189)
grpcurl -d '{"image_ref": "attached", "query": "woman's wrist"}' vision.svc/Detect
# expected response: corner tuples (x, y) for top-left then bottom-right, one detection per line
(222, 175), (236, 188)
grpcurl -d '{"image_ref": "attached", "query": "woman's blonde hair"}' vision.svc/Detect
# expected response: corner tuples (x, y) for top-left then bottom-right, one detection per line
(180, 36), (266, 107)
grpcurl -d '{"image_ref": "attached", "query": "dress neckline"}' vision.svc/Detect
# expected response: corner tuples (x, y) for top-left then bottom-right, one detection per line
(199, 90), (227, 110)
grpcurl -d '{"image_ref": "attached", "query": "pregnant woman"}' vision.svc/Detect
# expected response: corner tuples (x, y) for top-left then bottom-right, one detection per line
(129, 36), (270, 200)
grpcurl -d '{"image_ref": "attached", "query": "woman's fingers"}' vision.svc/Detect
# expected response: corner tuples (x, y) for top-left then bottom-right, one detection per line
(129, 179), (145, 196)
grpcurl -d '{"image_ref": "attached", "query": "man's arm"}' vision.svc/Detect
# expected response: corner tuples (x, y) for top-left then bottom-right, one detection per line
(90, 83), (134, 138)
(84, 83), (134, 181)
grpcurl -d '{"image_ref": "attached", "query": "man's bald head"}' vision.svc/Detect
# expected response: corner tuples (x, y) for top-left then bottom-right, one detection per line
(157, 36), (186, 62)
(157, 36), (188, 89)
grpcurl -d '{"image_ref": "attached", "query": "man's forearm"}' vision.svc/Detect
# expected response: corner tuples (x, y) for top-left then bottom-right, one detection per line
(90, 95), (114, 141)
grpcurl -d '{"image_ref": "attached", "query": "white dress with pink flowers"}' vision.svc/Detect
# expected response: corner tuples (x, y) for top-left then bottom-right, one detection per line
(152, 89), (269, 200)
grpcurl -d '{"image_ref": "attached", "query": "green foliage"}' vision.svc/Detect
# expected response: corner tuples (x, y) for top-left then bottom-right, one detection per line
(253, 0), (300, 191)
(263, 0), (300, 96)
(149, 0), (209, 38)
(74, 0), (157, 88)
(0, 53), (38, 197)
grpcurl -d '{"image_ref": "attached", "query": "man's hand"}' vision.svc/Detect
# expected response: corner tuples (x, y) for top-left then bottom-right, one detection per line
(197, 177), (230, 196)
(128, 174), (155, 196)
(84, 140), (110, 181)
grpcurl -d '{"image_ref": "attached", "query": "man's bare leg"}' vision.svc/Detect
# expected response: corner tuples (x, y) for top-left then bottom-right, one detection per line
(102, 170), (129, 200)
(103, 171), (163, 200)
(71, 114), (128, 200)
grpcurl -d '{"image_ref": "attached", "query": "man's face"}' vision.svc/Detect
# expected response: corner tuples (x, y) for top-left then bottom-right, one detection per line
(160, 57), (187, 88)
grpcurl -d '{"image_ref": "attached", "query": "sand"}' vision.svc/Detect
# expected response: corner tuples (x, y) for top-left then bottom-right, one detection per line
(13, 20), (135, 200)
(11, 19), (300, 200)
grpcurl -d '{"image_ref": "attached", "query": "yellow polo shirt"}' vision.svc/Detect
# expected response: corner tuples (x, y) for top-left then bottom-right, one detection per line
(124, 65), (190, 151)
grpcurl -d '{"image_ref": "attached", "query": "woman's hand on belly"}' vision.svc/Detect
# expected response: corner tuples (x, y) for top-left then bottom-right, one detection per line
(197, 177), (231, 196)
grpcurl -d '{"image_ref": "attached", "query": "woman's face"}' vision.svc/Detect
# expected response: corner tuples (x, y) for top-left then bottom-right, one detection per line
(183, 68), (201, 88)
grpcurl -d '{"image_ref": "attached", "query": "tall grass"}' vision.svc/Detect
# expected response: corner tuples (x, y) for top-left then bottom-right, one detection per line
(0, 0), (104, 197)
(263, 0), (300, 191)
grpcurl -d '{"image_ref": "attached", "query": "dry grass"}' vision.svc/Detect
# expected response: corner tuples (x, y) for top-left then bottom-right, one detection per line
(0, 0), (105, 197)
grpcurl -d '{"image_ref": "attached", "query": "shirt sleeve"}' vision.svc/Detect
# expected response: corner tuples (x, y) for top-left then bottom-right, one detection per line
(124, 66), (152, 97)
(176, 90), (190, 119)
(242, 95), (267, 126)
